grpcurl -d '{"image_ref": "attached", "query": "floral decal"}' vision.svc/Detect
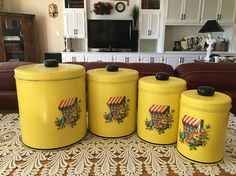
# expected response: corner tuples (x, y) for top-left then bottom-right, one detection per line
(179, 115), (210, 150)
(104, 96), (129, 124)
(55, 97), (81, 129)
(145, 104), (174, 134)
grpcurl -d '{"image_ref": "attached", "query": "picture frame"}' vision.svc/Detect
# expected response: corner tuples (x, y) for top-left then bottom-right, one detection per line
(173, 41), (182, 51)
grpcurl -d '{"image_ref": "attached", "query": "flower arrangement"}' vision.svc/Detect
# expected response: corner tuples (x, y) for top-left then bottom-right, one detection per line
(93, 2), (113, 15)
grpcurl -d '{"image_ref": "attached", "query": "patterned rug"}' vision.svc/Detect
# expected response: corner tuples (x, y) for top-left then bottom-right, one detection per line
(0, 113), (236, 176)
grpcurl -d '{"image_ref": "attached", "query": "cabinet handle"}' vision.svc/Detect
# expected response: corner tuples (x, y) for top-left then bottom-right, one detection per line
(72, 57), (76, 62)
(219, 14), (221, 20)
(217, 14), (219, 20)
(179, 57), (184, 63)
(150, 57), (154, 63)
(184, 14), (186, 20)
(181, 14), (183, 20)
(125, 57), (129, 63)
(150, 30), (152, 35)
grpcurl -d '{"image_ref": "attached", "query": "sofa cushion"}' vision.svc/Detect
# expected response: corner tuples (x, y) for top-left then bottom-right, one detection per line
(0, 91), (18, 109)
(223, 91), (236, 115)
(175, 63), (236, 91)
(0, 62), (33, 91)
(68, 62), (175, 77)
(175, 62), (236, 115)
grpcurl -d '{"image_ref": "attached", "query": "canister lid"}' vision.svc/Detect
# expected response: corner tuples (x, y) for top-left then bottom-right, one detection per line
(87, 65), (138, 83)
(14, 63), (85, 81)
(139, 74), (186, 93)
(181, 89), (232, 112)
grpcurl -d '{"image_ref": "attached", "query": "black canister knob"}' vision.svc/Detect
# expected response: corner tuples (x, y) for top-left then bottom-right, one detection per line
(197, 86), (215, 96)
(44, 59), (59, 67)
(106, 64), (119, 72)
(155, 72), (169, 81)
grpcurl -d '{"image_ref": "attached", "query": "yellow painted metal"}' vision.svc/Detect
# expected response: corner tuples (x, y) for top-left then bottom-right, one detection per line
(15, 64), (87, 149)
(87, 68), (138, 137)
(137, 76), (186, 144)
(177, 90), (231, 164)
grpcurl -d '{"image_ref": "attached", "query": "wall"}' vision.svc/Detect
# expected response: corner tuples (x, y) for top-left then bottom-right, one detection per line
(6, 0), (64, 61)
(87, 0), (138, 19)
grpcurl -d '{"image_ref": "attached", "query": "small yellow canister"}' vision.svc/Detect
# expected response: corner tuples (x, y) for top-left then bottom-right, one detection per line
(177, 86), (232, 164)
(14, 60), (87, 149)
(137, 72), (186, 144)
(87, 64), (138, 137)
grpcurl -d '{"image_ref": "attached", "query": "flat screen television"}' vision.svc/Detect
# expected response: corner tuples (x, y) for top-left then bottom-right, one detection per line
(88, 20), (132, 50)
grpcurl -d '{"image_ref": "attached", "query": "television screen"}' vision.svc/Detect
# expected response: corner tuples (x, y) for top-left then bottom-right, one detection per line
(88, 20), (132, 49)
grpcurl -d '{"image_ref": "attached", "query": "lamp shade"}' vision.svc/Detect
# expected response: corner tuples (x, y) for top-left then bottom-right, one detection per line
(199, 20), (224, 33)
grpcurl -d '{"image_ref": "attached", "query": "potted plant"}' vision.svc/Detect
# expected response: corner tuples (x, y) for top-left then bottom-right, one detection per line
(132, 5), (139, 30)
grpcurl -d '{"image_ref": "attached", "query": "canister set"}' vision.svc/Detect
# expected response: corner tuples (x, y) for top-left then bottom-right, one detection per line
(14, 60), (231, 165)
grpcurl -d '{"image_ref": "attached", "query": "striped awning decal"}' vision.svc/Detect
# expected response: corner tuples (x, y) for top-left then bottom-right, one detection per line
(107, 96), (125, 105)
(149, 104), (169, 113)
(182, 115), (203, 126)
(58, 97), (77, 109)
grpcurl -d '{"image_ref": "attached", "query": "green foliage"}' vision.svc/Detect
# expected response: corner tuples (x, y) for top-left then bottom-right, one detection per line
(132, 5), (139, 30)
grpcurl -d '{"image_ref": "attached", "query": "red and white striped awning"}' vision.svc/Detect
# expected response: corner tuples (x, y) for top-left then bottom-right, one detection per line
(107, 96), (125, 105)
(182, 115), (203, 127)
(149, 104), (169, 113)
(58, 97), (77, 109)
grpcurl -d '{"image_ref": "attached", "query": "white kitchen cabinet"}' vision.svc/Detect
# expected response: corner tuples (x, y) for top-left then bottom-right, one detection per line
(165, 56), (180, 69)
(201, 0), (236, 24)
(85, 53), (112, 62)
(139, 53), (163, 63)
(61, 52), (85, 62)
(63, 9), (85, 38)
(164, 52), (200, 68)
(112, 53), (140, 63)
(165, 0), (202, 24)
(140, 10), (160, 39)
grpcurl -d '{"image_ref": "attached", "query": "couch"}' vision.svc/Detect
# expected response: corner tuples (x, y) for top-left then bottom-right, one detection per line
(0, 61), (235, 115)
(175, 62), (236, 115)
(0, 62), (33, 110)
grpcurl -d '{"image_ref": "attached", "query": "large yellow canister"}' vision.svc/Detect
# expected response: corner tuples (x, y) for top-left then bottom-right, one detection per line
(137, 72), (186, 144)
(137, 73), (186, 144)
(14, 60), (87, 149)
(177, 86), (232, 164)
(87, 64), (138, 137)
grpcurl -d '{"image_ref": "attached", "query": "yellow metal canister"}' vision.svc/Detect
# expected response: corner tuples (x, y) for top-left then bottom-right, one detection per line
(137, 73), (186, 144)
(87, 64), (138, 137)
(177, 86), (232, 164)
(14, 60), (87, 149)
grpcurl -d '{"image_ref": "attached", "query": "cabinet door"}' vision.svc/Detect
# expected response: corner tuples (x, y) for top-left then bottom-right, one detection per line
(183, 0), (202, 24)
(165, 0), (183, 24)
(201, 0), (219, 23)
(85, 53), (112, 62)
(218, 0), (236, 24)
(113, 53), (139, 63)
(64, 10), (85, 38)
(149, 12), (160, 39)
(74, 10), (85, 38)
(64, 10), (76, 38)
(139, 11), (149, 38)
(140, 10), (160, 39)
(21, 17), (37, 62)
(166, 56), (180, 69)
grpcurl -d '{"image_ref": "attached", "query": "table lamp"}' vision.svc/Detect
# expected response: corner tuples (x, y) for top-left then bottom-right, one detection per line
(199, 20), (224, 61)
